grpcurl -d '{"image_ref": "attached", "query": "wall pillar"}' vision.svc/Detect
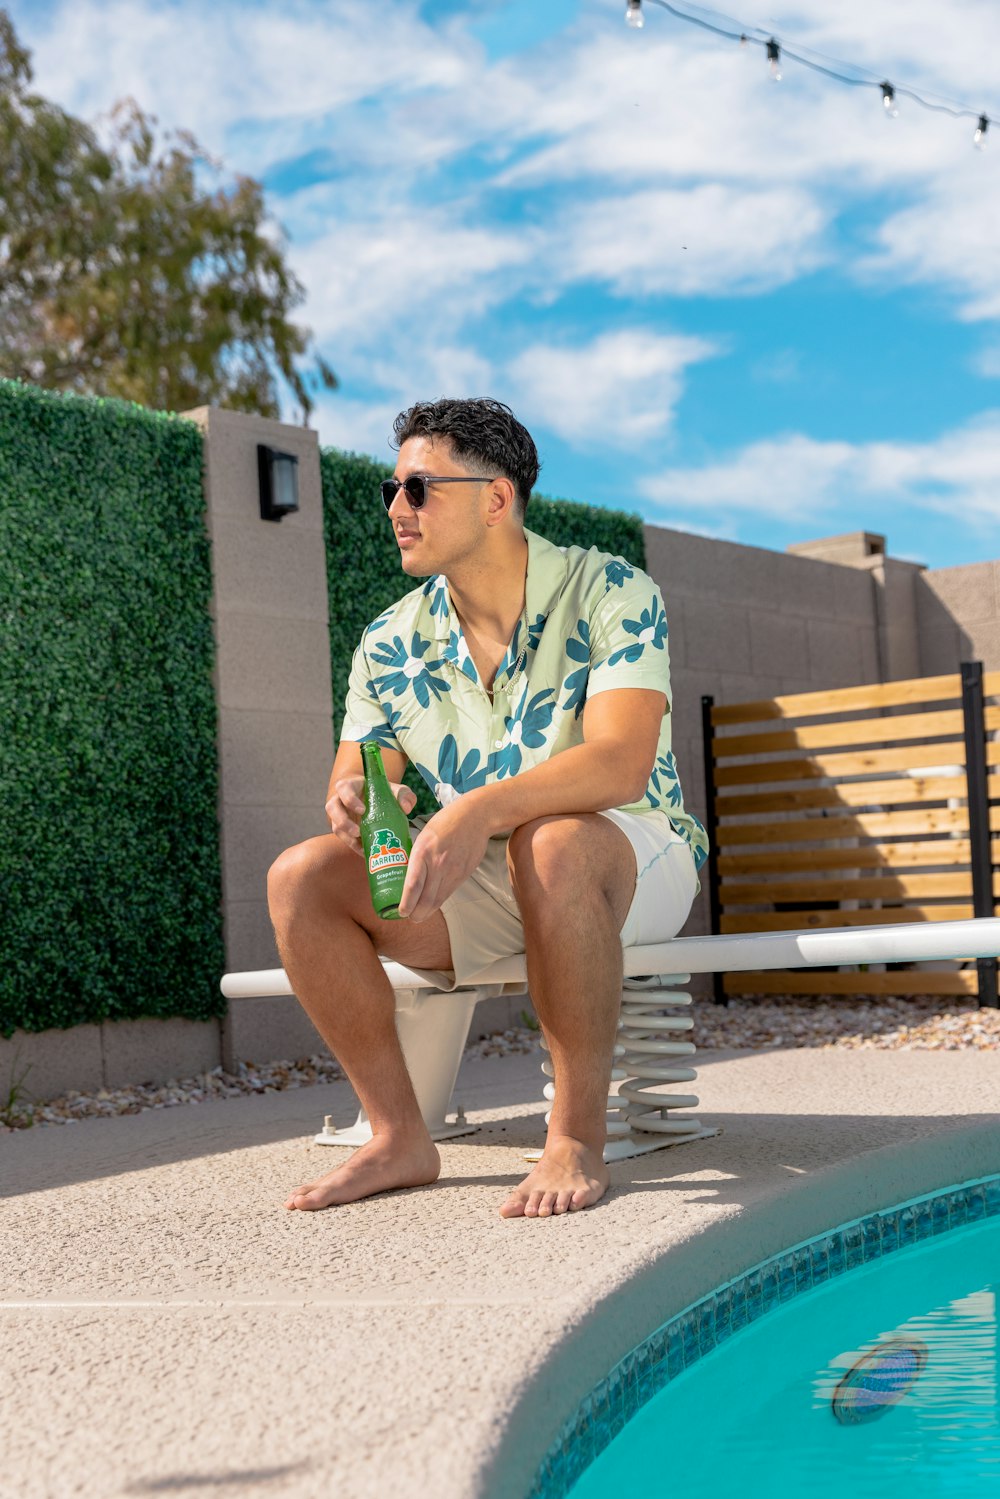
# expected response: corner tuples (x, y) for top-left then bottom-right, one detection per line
(786, 532), (924, 681)
(184, 406), (335, 1067)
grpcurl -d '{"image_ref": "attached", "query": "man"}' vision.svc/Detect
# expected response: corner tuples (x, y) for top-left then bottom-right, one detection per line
(267, 398), (707, 1219)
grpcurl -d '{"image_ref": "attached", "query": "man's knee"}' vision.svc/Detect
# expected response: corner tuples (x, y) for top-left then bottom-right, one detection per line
(507, 815), (609, 897)
(267, 835), (352, 917)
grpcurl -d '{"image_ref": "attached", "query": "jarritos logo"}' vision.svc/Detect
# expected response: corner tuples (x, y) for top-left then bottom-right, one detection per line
(368, 828), (409, 874)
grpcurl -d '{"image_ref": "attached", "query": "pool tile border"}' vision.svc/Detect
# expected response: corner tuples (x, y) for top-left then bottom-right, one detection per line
(529, 1172), (1000, 1498)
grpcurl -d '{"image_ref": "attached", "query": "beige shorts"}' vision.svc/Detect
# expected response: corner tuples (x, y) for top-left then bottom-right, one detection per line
(408, 807), (699, 989)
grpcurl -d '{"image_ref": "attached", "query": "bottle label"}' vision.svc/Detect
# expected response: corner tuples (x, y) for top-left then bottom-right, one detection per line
(368, 828), (409, 874)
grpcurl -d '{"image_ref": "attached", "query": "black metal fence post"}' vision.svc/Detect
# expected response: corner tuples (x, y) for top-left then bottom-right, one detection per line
(700, 694), (726, 1006)
(960, 660), (998, 1009)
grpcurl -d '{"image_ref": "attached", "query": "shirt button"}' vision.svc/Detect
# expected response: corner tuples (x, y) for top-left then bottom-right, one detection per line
(494, 738), (503, 747)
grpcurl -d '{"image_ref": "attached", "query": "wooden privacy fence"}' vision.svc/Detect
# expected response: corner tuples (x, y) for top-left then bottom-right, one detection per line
(701, 662), (1000, 1006)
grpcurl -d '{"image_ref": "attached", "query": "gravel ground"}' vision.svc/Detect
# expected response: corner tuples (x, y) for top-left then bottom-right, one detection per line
(3, 998), (998, 1133)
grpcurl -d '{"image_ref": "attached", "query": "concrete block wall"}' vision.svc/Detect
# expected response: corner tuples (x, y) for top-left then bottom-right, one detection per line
(643, 525), (882, 940)
(915, 560), (1000, 674)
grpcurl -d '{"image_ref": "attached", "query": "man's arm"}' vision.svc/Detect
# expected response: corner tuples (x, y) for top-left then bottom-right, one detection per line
(397, 688), (665, 920)
(466, 687), (665, 837)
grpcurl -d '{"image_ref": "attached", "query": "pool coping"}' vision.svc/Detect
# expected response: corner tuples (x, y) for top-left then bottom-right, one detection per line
(529, 1169), (1000, 1498)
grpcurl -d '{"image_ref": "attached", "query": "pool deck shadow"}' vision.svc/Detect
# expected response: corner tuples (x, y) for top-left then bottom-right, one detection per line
(2, 1046), (998, 1499)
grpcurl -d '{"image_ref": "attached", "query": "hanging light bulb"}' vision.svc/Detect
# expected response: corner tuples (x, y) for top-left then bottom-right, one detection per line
(766, 38), (781, 81)
(974, 113), (989, 149)
(625, 0), (644, 27)
(881, 82), (898, 117)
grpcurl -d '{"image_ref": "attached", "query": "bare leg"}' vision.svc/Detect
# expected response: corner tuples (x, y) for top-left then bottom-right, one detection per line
(267, 835), (455, 1210)
(499, 815), (635, 1219)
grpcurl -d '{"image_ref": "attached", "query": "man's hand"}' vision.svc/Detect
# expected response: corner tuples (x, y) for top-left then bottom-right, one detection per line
(326, 776), (417, 853)
(398, 797), (491, 922)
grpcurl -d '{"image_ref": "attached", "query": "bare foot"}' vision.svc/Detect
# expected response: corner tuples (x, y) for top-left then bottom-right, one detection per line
(499, 1133), (609, 1219)
(284, 1132), (440, 1211)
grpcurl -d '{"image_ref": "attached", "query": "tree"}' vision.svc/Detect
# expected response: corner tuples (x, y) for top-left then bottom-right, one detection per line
(0, 10), (336, 420)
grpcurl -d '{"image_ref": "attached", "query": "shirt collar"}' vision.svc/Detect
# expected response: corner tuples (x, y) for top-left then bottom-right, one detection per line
(427, 526), (569, 644)
(427, 527), (569, 690)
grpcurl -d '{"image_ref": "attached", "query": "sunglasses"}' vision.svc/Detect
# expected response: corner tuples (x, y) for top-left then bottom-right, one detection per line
(379, 473), (497, 512)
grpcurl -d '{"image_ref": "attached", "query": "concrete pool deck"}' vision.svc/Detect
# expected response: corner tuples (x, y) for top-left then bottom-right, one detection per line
(2, 1044), (999, 1499)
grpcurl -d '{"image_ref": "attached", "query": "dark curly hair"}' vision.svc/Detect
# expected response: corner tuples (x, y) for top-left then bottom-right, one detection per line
(391, 397), (539, 515)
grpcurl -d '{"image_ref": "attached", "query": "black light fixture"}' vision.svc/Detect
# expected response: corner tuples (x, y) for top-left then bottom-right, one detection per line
(257, 445), (300, 522)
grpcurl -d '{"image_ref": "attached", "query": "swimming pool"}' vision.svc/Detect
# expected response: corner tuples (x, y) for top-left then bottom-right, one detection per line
(531, 1176), (1000, 1498)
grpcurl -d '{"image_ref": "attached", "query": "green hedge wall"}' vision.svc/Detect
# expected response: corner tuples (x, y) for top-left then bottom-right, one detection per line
(320, 448), (646, 814)
(0, 381), (225, 1037)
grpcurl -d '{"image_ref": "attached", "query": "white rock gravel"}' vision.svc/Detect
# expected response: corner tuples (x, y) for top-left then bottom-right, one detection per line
(3, 999), (998, 1133)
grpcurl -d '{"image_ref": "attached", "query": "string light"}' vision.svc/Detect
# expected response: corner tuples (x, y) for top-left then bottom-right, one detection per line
(632, 0), (995, 149)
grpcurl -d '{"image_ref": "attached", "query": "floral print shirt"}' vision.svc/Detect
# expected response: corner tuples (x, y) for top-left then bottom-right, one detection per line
(341, 527), (708, 870)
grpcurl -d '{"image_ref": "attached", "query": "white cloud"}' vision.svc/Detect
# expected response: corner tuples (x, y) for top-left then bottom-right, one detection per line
(17, 0), (1000, 329)
(855, 158), (1000, 321)
(308, 393), (399, 461)
(971, 344), (1000, 378)
(21, 0), (477, 160)
(640, 433), (859, 519)
(287, 209), (537, 349)
(505, 328), (720, 446)
(554, 184), (830, 297)
(639, 411), (1000, 526)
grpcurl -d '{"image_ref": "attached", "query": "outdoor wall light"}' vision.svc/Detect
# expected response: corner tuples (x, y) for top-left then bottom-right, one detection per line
(257, 445), (299, 522)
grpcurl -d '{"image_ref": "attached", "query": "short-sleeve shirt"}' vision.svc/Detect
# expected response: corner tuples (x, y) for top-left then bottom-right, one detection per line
(341, 526), (709, 871)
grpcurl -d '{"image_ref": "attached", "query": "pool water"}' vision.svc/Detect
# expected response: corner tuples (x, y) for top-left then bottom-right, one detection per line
(570, 1213), (1000, 1498)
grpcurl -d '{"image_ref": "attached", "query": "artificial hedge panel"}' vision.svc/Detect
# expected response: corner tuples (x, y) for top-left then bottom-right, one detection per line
(0, 380), (225, 1036)
(320, 447), (646, 815)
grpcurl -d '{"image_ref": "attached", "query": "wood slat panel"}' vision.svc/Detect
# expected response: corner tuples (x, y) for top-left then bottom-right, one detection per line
(989, 740), (1000, 767)
(715, 708), (967, 760)
(715, 742), (968, 787)
(721, 872), (974, 903)
(719, 905), (974, 933)
(718, 776), (970, 817)
(718, 840), (977, 876)
(722, 970), (981, 997)
(718, 808), (970, 846)
(985, 671), (1000, 697)
(716, 704), (1000, 761)
(711, 674), (962, 726)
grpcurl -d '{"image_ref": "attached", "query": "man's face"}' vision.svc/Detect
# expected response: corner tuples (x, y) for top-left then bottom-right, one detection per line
(388, 436), (489, 578)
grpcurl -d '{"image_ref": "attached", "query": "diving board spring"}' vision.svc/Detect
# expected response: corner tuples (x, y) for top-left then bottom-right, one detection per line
(539, 972), (705, 1141)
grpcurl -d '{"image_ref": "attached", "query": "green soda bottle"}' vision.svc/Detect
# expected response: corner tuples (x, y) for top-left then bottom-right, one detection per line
(359, 741), (413, 920)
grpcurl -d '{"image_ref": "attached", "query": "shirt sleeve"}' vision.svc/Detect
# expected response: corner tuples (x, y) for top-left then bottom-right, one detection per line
(586, 567), (671, 701)
(340, 631), (405, 752)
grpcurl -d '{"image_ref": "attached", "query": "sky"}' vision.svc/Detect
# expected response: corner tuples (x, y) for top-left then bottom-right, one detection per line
(11, 0), (1000, 567)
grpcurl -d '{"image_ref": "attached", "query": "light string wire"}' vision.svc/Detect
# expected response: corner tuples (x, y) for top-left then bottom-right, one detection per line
(634, 0), (994, 131)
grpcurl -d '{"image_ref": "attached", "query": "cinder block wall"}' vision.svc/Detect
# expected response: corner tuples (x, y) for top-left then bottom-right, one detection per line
(915, 561), (1000, 674)
(643, 525), (882, 939)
